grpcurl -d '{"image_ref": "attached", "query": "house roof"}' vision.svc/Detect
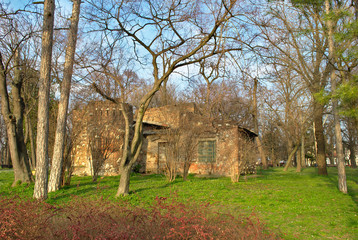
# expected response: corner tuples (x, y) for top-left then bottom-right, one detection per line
(212, 120), (257, 138)
(138, 104), (257, 138)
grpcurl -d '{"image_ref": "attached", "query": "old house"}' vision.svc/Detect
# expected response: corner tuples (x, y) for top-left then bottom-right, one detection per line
(140, 104), (257, 177)
(72, 101), (257, 177)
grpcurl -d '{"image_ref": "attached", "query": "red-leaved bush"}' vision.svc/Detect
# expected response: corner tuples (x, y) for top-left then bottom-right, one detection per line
(0, 195), (279, 239)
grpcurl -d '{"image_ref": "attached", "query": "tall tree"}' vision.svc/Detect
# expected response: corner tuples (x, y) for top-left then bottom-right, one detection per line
(0, 51), (33, 185)
(325, 0), (347, 193)
(0, 6), (34, 185)
(87, 0), (241, 196)
(48, 0), (81, 193)
(255, 0), (330, 175)
(34, 0), (55, 200)
(252, 78), (268, 169)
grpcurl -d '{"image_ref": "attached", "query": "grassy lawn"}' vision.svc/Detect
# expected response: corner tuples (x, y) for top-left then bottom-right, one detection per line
(0, 167), (357, 239)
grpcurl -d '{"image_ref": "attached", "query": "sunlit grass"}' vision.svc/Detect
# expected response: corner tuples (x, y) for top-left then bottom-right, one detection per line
(0, 167), (357, 239)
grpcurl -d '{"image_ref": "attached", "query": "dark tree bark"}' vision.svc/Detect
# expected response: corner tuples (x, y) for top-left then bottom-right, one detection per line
(34, 0), (55, 200)
(313, 101), (327, 175)
(0, 51), (33, 186)
(25, 114), (36, 170)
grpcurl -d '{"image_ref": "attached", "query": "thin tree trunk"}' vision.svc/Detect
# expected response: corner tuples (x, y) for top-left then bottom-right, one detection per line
(349, 140), (357, 168)
(5, 143), (10, 166)
(271, 147), (276, 167)
(116, 103), (132, 195)
(287, 138), (293, 167)
(301, 130), (306, 168)
(253, 78), (267, 169)
(28, 116), (36, 170)
(25, 114), (36, 170)
(326, 0), (347, 193)
(296, 146), (302, 172)
(313, 101), (327, 175)
(284, 145), (298, 172)
(34, 0), (55, 200)
(348, 118), (357, 168)
(332, 81), (347, 193)
(48, 0), (80, 193)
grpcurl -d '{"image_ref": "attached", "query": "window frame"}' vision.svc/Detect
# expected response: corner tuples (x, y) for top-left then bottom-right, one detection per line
(197, 139), (216, 163)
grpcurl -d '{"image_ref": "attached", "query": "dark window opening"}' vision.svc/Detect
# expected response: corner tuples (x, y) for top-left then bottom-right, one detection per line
(198, 140), (216, 162)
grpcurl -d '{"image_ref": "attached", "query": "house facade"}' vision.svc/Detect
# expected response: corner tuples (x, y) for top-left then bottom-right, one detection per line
(139, 104), (257, 176)
(71, 101), (257, 177)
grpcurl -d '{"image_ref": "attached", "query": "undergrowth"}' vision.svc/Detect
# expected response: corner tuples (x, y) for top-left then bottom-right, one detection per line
(0, 195), (278, 240)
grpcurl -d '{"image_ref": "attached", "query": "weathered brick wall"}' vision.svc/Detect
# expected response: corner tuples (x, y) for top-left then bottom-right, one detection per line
(188, 125), (239, 176)
(72, 101), (132, 176)
(142, 135), (161, 174)
(143, 104), (197, 128)
(142, 123), (245, 177)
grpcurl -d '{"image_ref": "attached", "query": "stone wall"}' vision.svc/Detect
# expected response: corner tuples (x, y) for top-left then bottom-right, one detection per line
(142, 123), (251, 177)
(71, 101), (132, 176)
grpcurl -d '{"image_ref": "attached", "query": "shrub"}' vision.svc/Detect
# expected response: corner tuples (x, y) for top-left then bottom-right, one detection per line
(0, 195), (279, 239)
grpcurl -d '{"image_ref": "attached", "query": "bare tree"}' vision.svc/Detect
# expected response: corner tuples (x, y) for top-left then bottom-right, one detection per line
(161, 114), (203, 182)
(48, 0), (81, 193)
(253, 1), (331, 175)
(325, 0), (347, 193)
(231, 135), (257, 183)
(88, 126), (118, 182)
(162, 128), (180, 182)
(34, 0), (55, 200)
(0, 6), (34, 185)
(252, 78), (267, 169)
(86, 0), (241, 196)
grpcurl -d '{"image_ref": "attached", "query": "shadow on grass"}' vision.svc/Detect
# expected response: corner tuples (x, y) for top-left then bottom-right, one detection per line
(133, 179), (183, 194)
(326, 167), (358, 208)
(49, 174), (182, 202)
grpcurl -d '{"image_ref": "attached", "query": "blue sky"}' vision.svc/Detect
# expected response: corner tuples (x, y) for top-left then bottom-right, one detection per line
(7, 0), (30, 9)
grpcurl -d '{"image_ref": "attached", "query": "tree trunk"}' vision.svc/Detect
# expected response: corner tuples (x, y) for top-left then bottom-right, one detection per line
(348, 118), (357, 168)
(253, 78), (267, 169)
(325, 0), (346, 192)
(0, 52), (32, 186)
(34, 0), (55, 200)
(48, 0), (80, 193)
(296, 146), (302, 172)
(349, 140), (357, 168)
(183, 160), (191, 181)
(92, 174), (98, 182)
(12, 51), (33, 183)
(116, 86), (156, 196)
(116, 166), (131, 196)
(313, 101), (327, 175)
(301, 129), (306, 168)
(271, 147), (276, 167)
(28, 116), (36, 170)
(284, 145), (298, 172)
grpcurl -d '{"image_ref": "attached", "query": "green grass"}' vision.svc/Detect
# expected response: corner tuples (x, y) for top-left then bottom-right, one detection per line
(0, 167), (357, 239)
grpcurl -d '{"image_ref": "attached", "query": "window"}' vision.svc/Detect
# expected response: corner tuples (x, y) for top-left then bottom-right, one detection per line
(198, 140), (216, 162)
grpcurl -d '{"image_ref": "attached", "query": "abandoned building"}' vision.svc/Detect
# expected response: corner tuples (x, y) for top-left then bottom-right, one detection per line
(71, 101), (257, 177)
